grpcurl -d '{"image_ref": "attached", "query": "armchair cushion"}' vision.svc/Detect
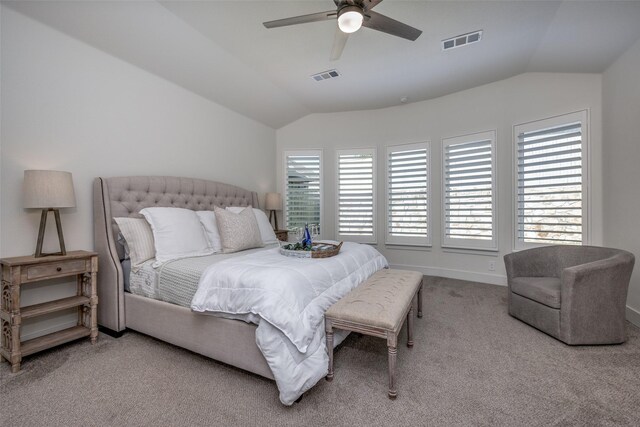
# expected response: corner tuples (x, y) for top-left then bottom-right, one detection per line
(511, 277), (561, 309)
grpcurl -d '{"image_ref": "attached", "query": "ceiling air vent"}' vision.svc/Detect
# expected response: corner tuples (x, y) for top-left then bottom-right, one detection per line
(442, 30), (483, 51)
(311, 69), (340, 82)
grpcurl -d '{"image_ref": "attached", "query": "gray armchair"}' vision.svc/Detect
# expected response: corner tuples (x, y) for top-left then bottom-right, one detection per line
(504, 245), (635, 345)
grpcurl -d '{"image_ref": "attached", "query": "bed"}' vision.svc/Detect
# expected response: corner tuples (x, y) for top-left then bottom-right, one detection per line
(94, 176), (275, 378)
(93, 176), (387, 404)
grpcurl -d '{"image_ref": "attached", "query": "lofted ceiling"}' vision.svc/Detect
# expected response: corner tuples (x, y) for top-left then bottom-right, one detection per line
(5, 0), (640, 128)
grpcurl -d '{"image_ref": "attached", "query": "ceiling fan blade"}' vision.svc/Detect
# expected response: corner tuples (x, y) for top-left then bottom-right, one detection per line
(362, 0), (384, 12)
(330, 28), (349, 61)
(263, 10), (337, 29)
(362, 10), (422, 41)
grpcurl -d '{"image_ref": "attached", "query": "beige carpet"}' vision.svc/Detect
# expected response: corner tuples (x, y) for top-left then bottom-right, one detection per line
(2, 277), (640, 426)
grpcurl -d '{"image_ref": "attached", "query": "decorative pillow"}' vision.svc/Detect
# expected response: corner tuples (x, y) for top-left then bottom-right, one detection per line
(226, 206), (278, 244)
(113, 217), (155, 271)
(140, 207), (214, 266)
(214, 206), (264, 253)
(195, 210), (223, 253)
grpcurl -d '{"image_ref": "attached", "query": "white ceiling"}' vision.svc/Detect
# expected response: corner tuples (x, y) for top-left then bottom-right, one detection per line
(5, 1), (640, 128)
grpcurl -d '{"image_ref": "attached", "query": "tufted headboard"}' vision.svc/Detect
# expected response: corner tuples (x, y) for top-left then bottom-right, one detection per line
(93, 176), (260, 332)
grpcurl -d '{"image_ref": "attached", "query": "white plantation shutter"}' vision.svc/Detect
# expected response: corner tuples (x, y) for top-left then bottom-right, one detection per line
(442, 131), (496, 250)
(515, 111), (587, 248)
(386, 142), (430, 246)
(284, 151), (322, 233)
(337, 149), (376, 243)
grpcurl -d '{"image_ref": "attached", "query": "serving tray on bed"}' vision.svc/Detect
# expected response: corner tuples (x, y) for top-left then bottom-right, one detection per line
(279, 242), (343, 259)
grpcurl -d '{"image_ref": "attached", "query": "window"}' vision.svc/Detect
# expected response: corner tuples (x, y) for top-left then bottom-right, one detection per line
(442, 131), (497, 250)
(385, 142), (430, 246)
(514, 110), (588, 248)
(284, 150), (322, 233)
(336, 149), (376, 243)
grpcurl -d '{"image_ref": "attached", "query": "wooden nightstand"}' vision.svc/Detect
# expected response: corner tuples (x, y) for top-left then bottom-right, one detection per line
(275, 230), (289, 242)
(0, 250), (98, 373)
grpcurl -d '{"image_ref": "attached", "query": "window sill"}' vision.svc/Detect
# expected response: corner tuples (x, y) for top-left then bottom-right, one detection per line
(441, 246), (499, 257)
(512, 240), (585, 252)
(384, 243), (432, 252)
(336, 238), (377, 245)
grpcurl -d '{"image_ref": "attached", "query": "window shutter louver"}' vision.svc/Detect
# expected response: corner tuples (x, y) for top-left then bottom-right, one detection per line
(443, 131), (496, 250)
(337, 149), (376, 243)
(386, 143), (430, 246)
(285, 151), (322, 233)
(516, 117), (585, 246)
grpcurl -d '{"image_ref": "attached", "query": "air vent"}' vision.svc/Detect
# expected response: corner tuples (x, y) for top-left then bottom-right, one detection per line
(442, 30), (483, 51)
(311, 69), (340, 82)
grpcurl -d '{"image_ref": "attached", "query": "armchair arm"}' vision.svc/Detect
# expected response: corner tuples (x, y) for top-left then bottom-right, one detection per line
(560, 252), (635, 344)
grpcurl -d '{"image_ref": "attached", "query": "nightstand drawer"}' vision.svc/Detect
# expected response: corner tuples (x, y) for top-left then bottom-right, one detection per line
(23, 259), (87, 281)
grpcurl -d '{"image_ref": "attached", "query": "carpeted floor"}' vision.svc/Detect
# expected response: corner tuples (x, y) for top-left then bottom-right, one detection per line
(2, 277), (640, 426)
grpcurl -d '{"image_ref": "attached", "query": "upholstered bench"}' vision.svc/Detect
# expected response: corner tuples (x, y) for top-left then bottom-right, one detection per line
(325, 269), (424, 399)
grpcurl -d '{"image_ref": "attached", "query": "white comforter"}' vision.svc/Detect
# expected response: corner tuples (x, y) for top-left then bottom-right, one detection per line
(191, 242), (388, 405)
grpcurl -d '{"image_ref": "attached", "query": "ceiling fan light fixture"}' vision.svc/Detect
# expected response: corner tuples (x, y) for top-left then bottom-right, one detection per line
(338, 6), (363, 34)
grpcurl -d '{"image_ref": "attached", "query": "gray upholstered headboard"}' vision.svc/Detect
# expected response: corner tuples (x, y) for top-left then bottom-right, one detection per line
(93, 176), (260, 332)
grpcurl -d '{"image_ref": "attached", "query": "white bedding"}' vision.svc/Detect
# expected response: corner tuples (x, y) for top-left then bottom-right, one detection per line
(191, 242), (388, 405)
(127, 244), (280, 309)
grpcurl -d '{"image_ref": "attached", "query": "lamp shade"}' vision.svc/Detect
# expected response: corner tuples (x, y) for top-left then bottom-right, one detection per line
(265, 192), (282, 211)
(23, 170), (76, 208)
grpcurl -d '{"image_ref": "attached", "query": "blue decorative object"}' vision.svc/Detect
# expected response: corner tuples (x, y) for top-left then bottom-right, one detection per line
(302, 224), (312, 248)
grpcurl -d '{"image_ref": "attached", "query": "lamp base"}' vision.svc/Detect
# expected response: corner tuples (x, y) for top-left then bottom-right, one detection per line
(35, 208), (67, 258)
(268, 210), (279, 231)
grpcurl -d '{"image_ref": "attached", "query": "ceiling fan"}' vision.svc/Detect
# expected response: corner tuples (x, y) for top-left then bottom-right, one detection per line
(263, 0), (422, 61)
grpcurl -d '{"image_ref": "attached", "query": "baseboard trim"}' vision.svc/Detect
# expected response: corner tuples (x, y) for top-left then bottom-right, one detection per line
(21, 320), (78, 342)
(388, 263), (507, 286)
(626, 306), (640, 328)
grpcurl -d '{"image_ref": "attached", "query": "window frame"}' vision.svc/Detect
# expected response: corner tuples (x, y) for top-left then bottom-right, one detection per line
(283, 149), (324, 236)
(385, 141), (432, 247)
(335, 148), (377, 244)
(441, 130), (498, 251)
(512, 110), (590, 251)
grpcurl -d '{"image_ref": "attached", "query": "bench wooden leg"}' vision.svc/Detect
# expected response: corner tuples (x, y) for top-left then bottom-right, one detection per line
(417, 279), (424, 318)
(326, 320), (334, 382)
(407, 305), (414, 348)
(387, 334), (397, 399)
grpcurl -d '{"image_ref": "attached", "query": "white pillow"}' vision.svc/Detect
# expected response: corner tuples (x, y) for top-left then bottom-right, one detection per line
(195, 210), (222, 253)
(226, 206), (278, 244)
(215, 206), (264, 253)
(140, 207), (214, 266)
(114, 217), (155, 271)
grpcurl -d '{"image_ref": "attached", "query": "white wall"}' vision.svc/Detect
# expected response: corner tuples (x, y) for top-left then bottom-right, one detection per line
(603, 37), (640, 327)
(277, 72), (603, 285)
(0, 7), (276, 339)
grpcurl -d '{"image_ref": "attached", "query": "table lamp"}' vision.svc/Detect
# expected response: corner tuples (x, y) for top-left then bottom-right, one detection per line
(23, 170), (76, 257)
(265, 192), (282, 230)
